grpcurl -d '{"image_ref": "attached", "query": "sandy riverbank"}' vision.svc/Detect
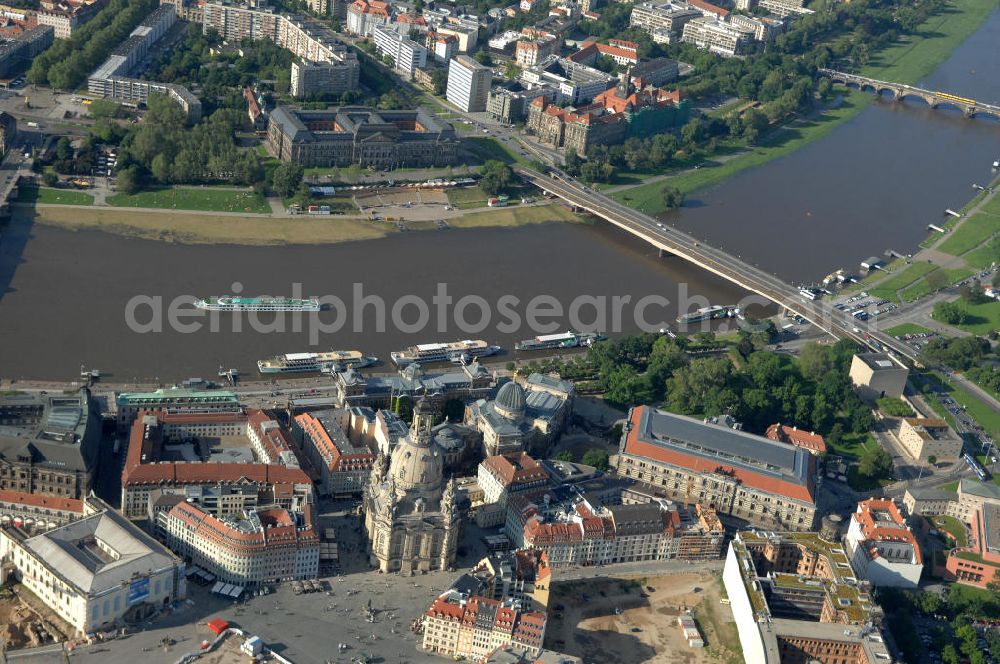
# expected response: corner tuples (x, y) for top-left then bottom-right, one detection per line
(21, 203), (584, 245)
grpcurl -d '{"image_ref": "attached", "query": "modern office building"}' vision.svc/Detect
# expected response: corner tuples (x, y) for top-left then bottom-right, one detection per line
(844, 498), (922, 588)
(629, 0), (702, 41)
(849, 353), (908, 401)
(0, 496), (185, 636)
(0, 391), (102, 500)
(681, 16), (754, 57)
(615, 406), (817, 530)
(446, 54), (492, 112)
(895, 417), (963, 462)
(520, 56), (616, 106)
(293, 410), (375, 497)
(161, 501), (319, 586)
(267, 105), (457, 168)
(373, 25), (427, 79)
(723, 531), (892, 664)
(944, 501), (1000, 588)
(728, 13), (786, 41)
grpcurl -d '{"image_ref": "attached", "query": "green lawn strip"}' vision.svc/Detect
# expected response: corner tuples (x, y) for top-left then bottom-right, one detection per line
(859, 0), (1000, 84)
(962, 237), (1000, 270)
(938, 481), (959, 492)
(936, 202), (1000, 256)
(885, 323), (934, 337)
(15, 185), (94, 206)
(930, 514), (968, 547)
(946, 298), (1000, 336)
(899, 267), (976, 303)
(464, 136), (529, 167)
(868, 261), (938, 301)
(446, 186), (490, 209)
(928, 371), (1000, 440)
(106, 187), (271, 213)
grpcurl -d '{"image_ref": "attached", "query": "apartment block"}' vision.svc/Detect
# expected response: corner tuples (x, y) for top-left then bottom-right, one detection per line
(681, 16), (754, 57)
(161, 501), (319, 586)
(373, 25), (427, 79)
(293, 410), (375, 497)
(446, 54), (492, 112)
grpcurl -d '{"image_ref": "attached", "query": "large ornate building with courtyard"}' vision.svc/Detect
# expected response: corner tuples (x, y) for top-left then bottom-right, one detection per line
(364, 398), (464, 574)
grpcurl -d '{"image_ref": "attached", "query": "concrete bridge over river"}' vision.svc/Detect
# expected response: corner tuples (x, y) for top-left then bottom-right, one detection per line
(516, 166), (918, 366)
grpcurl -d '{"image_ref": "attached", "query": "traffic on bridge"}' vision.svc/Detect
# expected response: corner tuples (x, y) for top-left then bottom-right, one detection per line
(515, 166), (919, 364)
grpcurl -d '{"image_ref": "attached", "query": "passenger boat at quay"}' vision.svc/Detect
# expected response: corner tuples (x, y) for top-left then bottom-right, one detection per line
(391, 340), (501, 367)
(514, 331), (606, 352)
(257, 351), (377, 374)
(676, 305), (740, 325)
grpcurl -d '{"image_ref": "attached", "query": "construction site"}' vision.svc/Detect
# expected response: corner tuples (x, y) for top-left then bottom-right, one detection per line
(0, 584), (71, 651)
(545, 570), (742, 664)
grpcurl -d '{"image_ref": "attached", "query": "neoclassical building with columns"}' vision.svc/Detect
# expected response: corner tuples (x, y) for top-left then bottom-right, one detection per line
(364, 398), (464, 574)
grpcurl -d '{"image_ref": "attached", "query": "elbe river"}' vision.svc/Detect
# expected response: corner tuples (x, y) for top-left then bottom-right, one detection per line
(1, 8), (998, 381)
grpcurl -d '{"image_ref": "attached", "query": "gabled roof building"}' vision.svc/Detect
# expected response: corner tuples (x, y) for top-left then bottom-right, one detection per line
(616, 406), (817, 531)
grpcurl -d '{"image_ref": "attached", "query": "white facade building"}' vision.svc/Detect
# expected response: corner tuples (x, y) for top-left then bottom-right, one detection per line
(161, 501), (319, 586)
(0, 497), (185, 636)
(844, 499), (922, 589)
(447, 55), (492, 112)
(373, 26), (427, 79)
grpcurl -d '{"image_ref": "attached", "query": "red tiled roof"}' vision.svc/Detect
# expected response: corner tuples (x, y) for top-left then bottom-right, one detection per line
(0, 489), (84, 514)
(690, 0), (729, 18)
(623, 407), (814, 503)
(482, 452), (549, 487)
(766, 423), (827, 454)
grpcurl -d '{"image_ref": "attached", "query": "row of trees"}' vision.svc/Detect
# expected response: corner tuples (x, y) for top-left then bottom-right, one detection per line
(114, 95), (263, 192)
(28, 0), (158, 89)
(919, 336), (991, 371)
(879, 587), (1000, 664)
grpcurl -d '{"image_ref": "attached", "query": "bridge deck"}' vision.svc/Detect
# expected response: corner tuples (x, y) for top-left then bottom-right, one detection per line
(518, 166), (915, 364)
